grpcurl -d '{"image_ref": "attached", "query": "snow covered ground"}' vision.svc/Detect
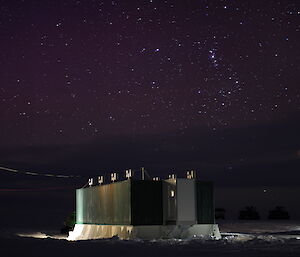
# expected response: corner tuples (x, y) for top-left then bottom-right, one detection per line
(1, 221), (300, 257)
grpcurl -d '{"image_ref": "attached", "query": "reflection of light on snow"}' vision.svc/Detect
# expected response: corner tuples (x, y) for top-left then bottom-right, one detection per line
(17, 232), (49, 239)
(222, 232), (255, 242)
(221, 230), (300, 242)
(68, 224), (85, 241)
(17, 232), (67, 240)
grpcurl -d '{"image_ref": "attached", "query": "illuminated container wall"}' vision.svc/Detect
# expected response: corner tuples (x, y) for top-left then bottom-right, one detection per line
(113, 181), (131, 224)
(196, 181), (215, 224)
(76, 180), (163, 225)
(76, 188), (84, 224)
(76, 180), (131, 225)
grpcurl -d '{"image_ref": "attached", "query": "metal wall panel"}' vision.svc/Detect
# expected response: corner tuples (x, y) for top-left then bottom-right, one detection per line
(162, 179), (177, 224)
(176, 179), (196, 225)
(131, 180), (163, 225)
(196, 181), (215, 224)
(113, 181), (131, 224)
(76, 180), (131, 225)
(76, 189), (84, 224)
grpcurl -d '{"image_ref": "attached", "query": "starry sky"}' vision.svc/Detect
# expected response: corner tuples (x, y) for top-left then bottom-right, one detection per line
(1, 0), (299, 147)
(0, 0), (300, 223)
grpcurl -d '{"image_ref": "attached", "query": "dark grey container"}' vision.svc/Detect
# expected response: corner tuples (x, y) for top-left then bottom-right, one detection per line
(196, 181), (215, 224)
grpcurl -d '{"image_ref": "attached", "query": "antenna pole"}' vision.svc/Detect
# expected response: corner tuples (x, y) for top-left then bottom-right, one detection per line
(141, 167), (145, 180)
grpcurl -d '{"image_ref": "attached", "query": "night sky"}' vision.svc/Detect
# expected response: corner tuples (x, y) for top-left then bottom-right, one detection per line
(0, 0), (300, 226)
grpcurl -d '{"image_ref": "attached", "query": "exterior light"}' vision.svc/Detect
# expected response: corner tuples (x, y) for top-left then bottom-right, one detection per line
(187, 170), (196, 179)
(170, 190), (175, 197)
(98, 176), (104, 185)
(88, 178), (94, 186)
(168, 174), (176, 179)
(125, 169), (132, 179)
(111, 172), (117, 182)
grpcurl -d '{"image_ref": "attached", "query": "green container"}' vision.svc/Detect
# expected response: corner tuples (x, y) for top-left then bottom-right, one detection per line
(76, 180), (163, 225)
(76, 180), (131, 225)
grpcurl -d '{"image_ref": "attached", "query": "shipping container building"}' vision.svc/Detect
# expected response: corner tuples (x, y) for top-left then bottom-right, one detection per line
(69, 175), (220, 240)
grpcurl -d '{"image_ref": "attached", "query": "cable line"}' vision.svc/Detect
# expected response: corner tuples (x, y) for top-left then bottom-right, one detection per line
(0, 166), (80, 178)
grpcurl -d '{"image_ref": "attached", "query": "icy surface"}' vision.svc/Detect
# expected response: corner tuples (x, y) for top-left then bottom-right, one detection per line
(1, 221), (300, 257)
